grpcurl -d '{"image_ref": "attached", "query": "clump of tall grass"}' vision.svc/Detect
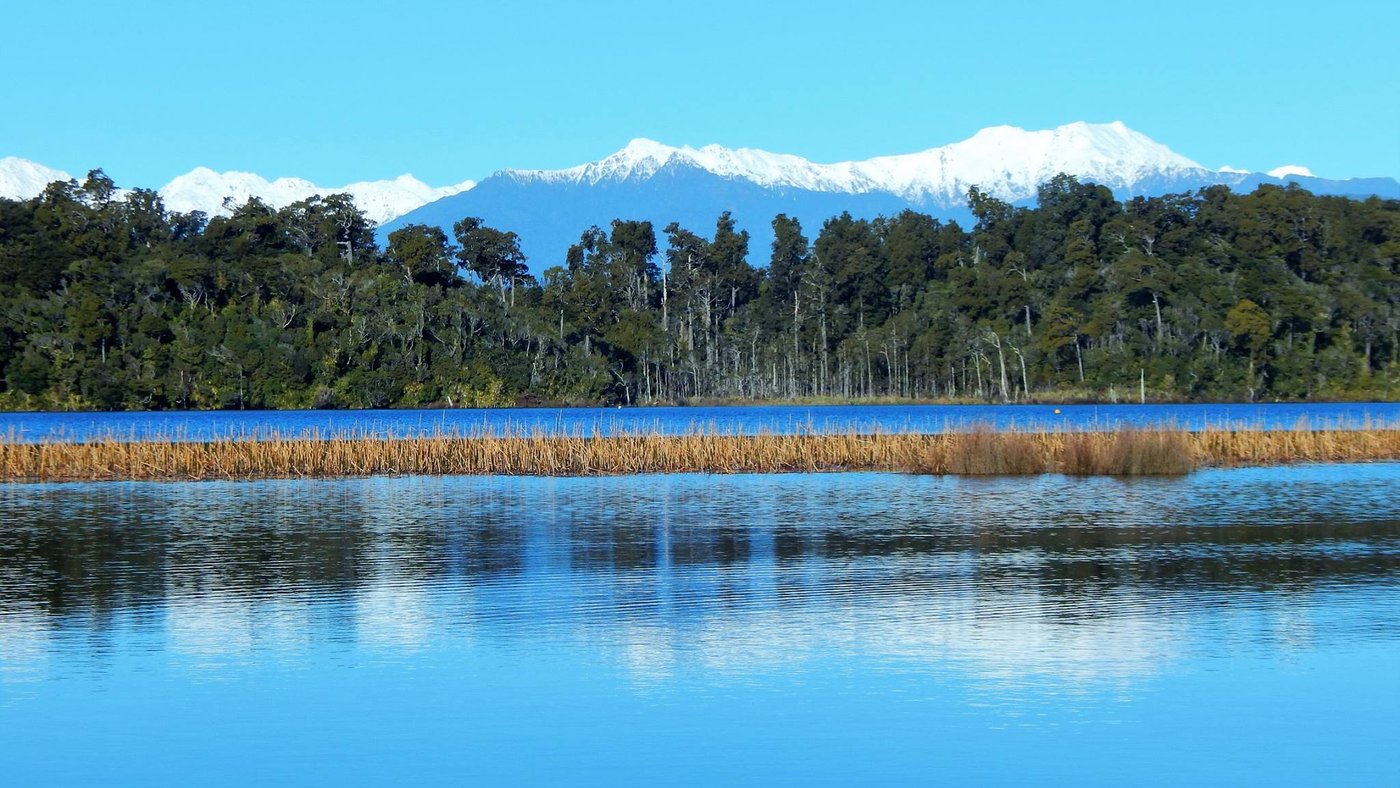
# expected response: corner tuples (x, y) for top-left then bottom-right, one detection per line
(0, 423), (1396, 482)
(1059, 429), (1196, 475)
(897, 427), (1197, 476)
(903, 428), (1049, 475)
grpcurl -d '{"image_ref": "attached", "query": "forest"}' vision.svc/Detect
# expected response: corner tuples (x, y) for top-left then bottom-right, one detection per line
(1, 171), (1397, 410)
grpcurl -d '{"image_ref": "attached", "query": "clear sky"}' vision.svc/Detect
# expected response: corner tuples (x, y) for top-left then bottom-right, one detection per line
(3, 0), (1397, 187)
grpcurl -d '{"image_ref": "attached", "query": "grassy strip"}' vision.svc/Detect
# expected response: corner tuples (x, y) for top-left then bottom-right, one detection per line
(3, 426), (1399, 482)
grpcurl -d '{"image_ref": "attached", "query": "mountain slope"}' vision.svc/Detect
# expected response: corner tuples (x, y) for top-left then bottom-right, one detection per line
(383, 122), (1400, 271)
(395, 162), (923, 271)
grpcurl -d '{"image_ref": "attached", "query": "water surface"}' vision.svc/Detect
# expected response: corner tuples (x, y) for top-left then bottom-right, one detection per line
(4, 401), (1399, 443)
(2, 464), (1398, 785)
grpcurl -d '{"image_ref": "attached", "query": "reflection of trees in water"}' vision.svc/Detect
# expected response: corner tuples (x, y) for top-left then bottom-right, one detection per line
(1, 474), (1397, 626)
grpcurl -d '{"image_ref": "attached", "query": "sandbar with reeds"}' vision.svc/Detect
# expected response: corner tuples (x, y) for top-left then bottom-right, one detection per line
(3, 425), (1399, 482)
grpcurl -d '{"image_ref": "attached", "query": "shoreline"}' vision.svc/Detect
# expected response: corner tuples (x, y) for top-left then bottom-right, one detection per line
(3, 393), (1400, 415)
(4, 427), (1398, 483)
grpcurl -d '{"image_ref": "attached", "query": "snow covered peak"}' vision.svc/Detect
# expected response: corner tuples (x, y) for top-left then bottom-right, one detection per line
(1267, 164), (1314, 179)
(619, 137), (678, 161)
(506, 122), (1211, 205)
(338, 175), (477, 226)
(0, 157), (73, 200)
(540, 138), (681, 182)
(869, 120), (1207, 202)
(158, 168), (475, 224)
(160, 168), (315, 215)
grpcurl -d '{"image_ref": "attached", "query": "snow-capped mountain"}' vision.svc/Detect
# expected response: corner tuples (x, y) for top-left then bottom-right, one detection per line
(1266, 164), (1315, 179)
(8, 121), (1400, 268)
(384, 121), (1400, 271)
(0, 158), (475, 225)
(0, 157), (73, 201)
(159, 168), (476, 224)
(515, 121), (1206, 205)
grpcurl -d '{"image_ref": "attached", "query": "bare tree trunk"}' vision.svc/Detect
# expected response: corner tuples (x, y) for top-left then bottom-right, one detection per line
(791, 295), (801, 399)
(1012, 344), (1029, 400)
(988, 332), (1010, 402)
(1152, 292), (1163, 350)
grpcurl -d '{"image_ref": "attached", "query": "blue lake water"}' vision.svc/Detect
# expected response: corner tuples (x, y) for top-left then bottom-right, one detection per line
(2, 464), (1399, 785)
(4, 401), (1399, 442)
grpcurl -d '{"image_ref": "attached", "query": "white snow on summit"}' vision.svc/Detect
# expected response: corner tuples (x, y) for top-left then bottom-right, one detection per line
(0, 157), (73, 200)
(509, 121), (1210, 204)
(1266, 164), (1314, 179)
(159, 168), (476, 224)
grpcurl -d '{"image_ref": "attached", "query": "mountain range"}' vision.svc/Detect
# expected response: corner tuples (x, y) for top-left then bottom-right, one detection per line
(384, 122), (1400, 269)
(6, 122), (1399, 270)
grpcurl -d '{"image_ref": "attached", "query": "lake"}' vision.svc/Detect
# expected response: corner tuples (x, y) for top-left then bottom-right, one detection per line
(4, 401), (1400, 442)
(2, 464), (1398, 785)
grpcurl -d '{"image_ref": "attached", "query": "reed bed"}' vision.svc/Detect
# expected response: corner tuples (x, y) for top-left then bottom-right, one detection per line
(2, 424), (1399, 482)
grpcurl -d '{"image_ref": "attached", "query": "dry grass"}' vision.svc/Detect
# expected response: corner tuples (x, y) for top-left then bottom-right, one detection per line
(1, 425), (1398, 482)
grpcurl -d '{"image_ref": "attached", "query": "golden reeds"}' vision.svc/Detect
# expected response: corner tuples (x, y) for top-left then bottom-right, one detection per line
(1, 425), (1397, 482)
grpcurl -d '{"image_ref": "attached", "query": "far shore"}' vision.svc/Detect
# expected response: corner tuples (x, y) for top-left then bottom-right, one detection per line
(3, 391), (1400, 414)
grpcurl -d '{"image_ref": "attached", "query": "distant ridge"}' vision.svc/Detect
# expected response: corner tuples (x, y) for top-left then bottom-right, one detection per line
(0, 158), (475, 225)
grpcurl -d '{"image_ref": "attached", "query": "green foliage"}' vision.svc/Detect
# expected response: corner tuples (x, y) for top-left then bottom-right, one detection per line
(1225, 299), (1272, 361)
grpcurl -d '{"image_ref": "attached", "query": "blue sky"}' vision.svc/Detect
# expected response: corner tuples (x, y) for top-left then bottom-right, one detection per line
(3, 0), (1396, 187)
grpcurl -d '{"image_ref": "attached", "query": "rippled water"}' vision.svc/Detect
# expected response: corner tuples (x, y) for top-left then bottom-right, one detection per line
(6, 401), (1400, 442)
(2, 465), (1399, 785)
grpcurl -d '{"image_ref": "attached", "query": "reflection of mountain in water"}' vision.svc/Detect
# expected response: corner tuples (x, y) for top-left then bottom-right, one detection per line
(2, 466), (1397, 684)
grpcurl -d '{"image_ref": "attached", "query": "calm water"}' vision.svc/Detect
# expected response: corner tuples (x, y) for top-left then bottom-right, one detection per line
(2, 465), (1399, 785)
(4, 401), (1400, 442)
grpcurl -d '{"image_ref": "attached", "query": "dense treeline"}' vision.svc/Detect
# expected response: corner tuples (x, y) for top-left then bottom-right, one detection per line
(1, 171), (1397, 410)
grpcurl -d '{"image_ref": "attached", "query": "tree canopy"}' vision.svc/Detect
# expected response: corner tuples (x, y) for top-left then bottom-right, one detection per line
(1, 170), (1396, 410)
